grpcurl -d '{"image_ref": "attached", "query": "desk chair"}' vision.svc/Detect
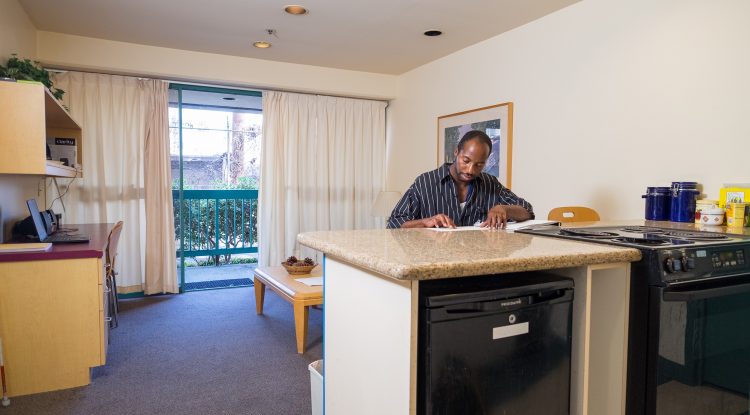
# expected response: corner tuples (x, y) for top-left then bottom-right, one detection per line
(547, 206), (600, 223)
(105, 221), (124, 329)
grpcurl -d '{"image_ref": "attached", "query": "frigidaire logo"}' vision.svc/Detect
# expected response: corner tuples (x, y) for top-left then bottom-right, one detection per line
(501, 299), (522, 307)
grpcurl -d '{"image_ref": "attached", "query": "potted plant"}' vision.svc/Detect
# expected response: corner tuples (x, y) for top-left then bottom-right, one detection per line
(0, 54), (65, 100)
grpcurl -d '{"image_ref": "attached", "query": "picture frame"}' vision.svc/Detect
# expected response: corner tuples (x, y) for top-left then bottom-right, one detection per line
(437, 102), (513, 188)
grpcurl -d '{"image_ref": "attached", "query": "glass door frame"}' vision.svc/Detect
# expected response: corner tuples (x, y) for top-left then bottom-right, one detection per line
(169, 83), (262, 292)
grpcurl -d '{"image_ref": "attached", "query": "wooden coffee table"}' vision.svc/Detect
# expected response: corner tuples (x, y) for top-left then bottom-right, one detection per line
(253, 266), (323, 353)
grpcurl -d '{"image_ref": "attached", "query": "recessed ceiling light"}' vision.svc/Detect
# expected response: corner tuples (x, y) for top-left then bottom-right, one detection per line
(423, 30), (442, 37)
(284, 5), (308, 15)
(253, 41), (272, 49)
(222, 97), (236, 101)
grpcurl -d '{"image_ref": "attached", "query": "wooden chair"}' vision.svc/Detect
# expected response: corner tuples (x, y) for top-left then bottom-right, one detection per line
(105, 221), (124, 329)
(547, 206), (600, 223)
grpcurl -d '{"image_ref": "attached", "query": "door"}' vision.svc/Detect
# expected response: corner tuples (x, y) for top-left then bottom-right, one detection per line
(650, 277), (750, 414)
(169, 84), (262, 291)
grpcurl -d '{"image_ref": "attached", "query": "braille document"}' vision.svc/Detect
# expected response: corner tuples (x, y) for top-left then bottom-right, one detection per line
(426, 226), (486, 232)
(425, 220), (559, 232)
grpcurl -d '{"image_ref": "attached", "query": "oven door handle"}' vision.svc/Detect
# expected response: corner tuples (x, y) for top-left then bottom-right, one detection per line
(663, 280), (750, 302)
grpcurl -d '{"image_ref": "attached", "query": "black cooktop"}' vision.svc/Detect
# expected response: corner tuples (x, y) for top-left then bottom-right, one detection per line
(518, 225), (750, 249)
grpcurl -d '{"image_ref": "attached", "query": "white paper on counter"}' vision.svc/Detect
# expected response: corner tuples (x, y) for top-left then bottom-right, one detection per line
(296, 276), (323, 286)
(424, 220), (559, 232)
(425, 226), (485, 232)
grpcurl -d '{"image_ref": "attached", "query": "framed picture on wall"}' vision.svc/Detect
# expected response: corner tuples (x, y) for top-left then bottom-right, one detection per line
(437, 102), (514, 188)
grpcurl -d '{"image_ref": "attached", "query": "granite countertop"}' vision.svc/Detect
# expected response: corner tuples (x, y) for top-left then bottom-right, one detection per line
(297, 228), (642, 281)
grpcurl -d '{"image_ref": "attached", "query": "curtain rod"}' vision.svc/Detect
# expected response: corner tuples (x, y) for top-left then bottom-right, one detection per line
(47, 67), (390, 103)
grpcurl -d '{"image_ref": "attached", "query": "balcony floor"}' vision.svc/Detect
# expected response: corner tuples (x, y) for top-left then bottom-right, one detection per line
(181, 263), (257, 283)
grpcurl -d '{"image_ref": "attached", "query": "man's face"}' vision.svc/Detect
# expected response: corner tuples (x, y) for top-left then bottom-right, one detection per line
(452, 139), (490, 183)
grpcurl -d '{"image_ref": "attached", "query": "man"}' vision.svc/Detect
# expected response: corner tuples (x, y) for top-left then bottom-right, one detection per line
(387, 130), (533, 229)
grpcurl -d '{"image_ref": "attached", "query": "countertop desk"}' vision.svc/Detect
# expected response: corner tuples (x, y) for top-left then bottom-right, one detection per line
(0, 223), (112, 397)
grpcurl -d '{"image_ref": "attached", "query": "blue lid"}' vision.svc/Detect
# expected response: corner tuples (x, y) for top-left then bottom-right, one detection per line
(672, 181), (698, 188)
(646, 186), (671, 193)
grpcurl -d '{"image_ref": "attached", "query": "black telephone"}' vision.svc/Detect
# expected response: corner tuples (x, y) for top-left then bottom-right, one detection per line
(12, 208), (58, 239)
(41, 209), (58, 233)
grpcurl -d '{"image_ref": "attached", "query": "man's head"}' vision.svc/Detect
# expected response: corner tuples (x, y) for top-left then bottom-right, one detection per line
(452, 130), (491, 183)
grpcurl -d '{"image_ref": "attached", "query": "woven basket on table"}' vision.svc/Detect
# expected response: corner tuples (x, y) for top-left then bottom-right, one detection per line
(281, 262), (317, 275)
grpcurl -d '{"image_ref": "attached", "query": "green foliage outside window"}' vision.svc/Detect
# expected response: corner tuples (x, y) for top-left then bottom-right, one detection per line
(173, 177), (258, 266)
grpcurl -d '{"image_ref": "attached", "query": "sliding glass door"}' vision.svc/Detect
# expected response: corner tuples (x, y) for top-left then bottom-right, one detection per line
(168, 84), (262, 292)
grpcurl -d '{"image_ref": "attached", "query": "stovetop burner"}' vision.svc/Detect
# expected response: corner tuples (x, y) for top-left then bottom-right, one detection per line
(559, 229), (620, 238)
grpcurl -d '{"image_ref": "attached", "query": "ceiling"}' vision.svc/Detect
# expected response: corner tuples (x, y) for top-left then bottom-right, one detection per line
(20, 0), (580, 75)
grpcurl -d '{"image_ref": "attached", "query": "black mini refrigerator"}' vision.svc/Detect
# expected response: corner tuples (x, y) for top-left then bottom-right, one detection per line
(418, 273), (574, 415)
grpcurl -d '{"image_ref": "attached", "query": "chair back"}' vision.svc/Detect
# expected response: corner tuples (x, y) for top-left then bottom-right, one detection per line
(547, 206), (600, 223)
(106, 221), (124, 272)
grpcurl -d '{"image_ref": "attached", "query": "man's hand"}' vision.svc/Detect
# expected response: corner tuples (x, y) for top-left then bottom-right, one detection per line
(481, 204), (533, 229)
(481, 205), (511, 229)
(422, 214), (456, 228)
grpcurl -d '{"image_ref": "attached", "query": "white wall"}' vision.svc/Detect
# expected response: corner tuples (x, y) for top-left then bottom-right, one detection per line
(388, 0), (750, 220)
(0, 0), (44, 242)
(0, 0), (36, 61)
(36, 32), (397, 100)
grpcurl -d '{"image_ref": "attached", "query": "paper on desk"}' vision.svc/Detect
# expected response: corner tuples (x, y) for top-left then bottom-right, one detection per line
(424, 220), (559, 232)
(426, 226), (485, 232)
(296, 276), (323, 286)
(0, 243), (52, 253)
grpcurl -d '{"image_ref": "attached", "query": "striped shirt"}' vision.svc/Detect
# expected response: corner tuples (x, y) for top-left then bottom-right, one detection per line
(387, 163), (534, 228)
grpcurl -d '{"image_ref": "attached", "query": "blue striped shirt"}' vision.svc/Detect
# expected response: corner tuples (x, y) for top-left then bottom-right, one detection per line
(387, 163), (534, 228)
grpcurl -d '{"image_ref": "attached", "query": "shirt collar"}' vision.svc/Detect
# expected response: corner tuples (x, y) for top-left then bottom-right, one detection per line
(441, 163), (480, 185)
(439, 163), (453, 183)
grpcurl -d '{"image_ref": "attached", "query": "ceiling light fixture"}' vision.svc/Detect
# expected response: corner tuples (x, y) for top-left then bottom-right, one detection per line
(284, 5), (308, 15)
(423, 30), (442, 37)
(253, 41), (272, 49)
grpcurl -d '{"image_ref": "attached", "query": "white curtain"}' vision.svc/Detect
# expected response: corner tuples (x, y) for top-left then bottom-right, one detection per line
(259, 91), (387, 266)
(142, 80), (178, 294)
(51, 72), (177, 294)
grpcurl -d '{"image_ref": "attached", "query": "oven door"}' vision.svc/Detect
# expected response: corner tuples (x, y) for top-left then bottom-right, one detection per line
(648, 276), (750, 415)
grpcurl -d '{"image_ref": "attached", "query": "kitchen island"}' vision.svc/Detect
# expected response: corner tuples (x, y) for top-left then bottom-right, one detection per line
(298, 227), (642, 415)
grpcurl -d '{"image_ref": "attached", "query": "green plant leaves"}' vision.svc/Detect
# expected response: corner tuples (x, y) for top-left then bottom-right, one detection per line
(1, 53), (66, 101)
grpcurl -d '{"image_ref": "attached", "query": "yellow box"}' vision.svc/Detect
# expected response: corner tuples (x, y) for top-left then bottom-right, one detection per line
(719, 186), (750, 209)
(727, 202), (748, 227)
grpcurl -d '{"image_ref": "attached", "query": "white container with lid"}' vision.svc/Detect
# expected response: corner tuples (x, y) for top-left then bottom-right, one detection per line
(700, 206), (725, 226)
(695, 199), (719, 223)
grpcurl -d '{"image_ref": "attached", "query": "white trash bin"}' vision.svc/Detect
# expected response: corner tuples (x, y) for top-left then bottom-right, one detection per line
(309, 359), (323, 415)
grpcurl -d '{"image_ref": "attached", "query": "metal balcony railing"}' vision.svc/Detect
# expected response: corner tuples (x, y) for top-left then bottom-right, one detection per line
(173, 189), (259, 258)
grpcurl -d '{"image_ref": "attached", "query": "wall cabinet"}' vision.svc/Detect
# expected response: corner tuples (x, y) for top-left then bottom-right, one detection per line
(0, 81), (82, 177)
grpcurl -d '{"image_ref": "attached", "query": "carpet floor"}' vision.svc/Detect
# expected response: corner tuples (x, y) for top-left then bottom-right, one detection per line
(3, 287), (323, 415)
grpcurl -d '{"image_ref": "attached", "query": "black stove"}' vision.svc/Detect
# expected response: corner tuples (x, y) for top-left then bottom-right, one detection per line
(520, 225), (750, 285)
(519, 224), (750, 414)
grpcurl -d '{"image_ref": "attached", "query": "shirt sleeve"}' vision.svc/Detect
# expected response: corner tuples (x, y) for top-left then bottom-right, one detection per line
(494, 182), (535, 219)
(387, 184), (422, 228)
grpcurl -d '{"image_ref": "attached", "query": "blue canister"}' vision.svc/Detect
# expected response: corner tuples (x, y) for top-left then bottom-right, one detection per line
(642, 186), (671, 220)
(670, 181), (700, 222)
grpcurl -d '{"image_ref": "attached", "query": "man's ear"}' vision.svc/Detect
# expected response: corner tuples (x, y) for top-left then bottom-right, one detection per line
(453, 148), (459, 160)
